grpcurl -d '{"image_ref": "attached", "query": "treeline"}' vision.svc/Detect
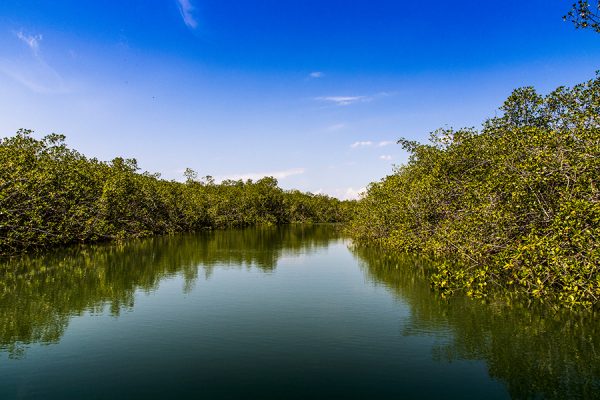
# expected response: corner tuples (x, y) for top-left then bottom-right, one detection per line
(349, 76), (600, 307)
(0, 130), (353, 255)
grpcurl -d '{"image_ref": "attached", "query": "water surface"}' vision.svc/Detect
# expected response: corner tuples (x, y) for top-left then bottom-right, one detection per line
(0, 225), (598, 399)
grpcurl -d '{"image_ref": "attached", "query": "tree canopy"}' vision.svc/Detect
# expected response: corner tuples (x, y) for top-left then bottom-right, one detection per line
(564, 1), (600, 32)
(349, 75), (600, 307)
(0, 130), (354, 255)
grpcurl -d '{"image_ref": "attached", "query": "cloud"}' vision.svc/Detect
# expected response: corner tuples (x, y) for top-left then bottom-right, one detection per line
(350, 141), (373, 148)
(379, 155), (392, 160)
(0, 62), (67, 93)
(315, 91), (395, 107)
(177, 0), (198, 29)
(344, 187), (366, 200)
(315, 95), (371, 106)
(0, 30), (68, 93)
(309, 71), (324, 79)
(219, 168), (305, 182)
(350, 140), (395, 149)
(323, 187), (366, 201)
(325, 123), (345, 132)
(16, 31), (42, 55)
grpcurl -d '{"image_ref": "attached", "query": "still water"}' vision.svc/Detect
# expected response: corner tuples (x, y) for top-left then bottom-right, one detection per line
(0, 225), (598, 399)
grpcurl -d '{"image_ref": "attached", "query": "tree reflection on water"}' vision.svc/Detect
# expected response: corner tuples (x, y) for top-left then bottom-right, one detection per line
(353, 247), (600, 399)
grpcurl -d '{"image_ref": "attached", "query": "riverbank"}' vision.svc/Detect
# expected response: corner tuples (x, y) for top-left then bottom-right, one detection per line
(0, 130), (354, 255)
(349, 76), (600, 308)
(2, 225), (597, 399)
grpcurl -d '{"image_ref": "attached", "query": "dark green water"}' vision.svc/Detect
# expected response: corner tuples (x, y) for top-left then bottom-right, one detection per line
(0, 225), (598, 399)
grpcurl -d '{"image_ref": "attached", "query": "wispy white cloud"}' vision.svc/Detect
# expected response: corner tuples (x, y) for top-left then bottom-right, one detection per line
(315, 91), (395, 107)
(379, 155), (392, 160)
(344, 187), (366, 200)
(0, 62), (67, 93)
(219, 168), (305, 182)
(177, 0), (198, 29)
(350, 141), (373, 148)
(350, 140), (395, 149)
(325, 123), (345, 132)
(0, 30), (69, 93)
(16, 31), (42, 55)
(323, 187), (366, 200)
(315, 95), (371, 106)
(308, 71), (324, 79)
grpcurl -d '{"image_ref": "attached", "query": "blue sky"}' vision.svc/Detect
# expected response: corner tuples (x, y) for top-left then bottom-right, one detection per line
(0, 1), (598, 199)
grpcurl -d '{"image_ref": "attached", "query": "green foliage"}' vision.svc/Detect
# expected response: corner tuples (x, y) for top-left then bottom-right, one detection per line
(349, 76), (600, 307)
(564, 1), (600, 32)
(0, 131), (351, 255)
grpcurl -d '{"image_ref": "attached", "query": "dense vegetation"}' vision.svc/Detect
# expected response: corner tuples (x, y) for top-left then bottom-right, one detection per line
(350, 76), (600, 307)
(0, 130), (352, 255)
